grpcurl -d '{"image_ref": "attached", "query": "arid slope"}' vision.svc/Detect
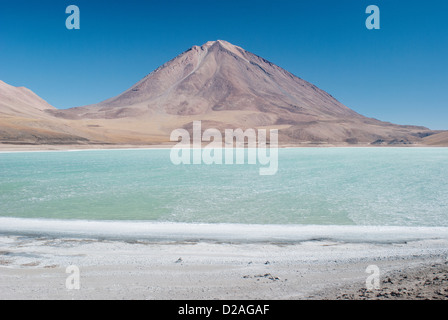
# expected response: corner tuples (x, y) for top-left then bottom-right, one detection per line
(1, 41), (446, 146)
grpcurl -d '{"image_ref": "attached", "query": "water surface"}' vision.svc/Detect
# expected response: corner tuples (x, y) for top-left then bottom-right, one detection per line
(0, 148), (447, 227)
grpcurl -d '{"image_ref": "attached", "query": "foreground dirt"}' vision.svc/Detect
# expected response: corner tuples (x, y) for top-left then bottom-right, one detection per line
(323, 261), (448, 300)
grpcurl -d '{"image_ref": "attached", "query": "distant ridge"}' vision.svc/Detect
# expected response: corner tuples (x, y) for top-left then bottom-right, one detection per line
(0, 80), (90, 145)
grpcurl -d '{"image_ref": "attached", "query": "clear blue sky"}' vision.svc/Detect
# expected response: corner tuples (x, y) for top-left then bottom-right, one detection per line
(1, 0), (447, 129)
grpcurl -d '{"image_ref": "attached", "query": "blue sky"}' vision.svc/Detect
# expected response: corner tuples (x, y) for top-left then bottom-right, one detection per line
(1, 0), (447, 129)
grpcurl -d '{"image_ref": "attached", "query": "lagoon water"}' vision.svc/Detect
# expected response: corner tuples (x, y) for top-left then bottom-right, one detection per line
(1, 148), (447, 229)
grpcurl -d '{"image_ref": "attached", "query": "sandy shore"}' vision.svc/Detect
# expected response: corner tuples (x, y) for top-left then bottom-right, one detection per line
(1, 142), (441, 152)
(1, 235), (447, 300)
(0, 144), (175, 152)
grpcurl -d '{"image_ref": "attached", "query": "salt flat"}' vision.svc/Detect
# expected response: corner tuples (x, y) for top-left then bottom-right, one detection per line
(1, 236), (447, 300)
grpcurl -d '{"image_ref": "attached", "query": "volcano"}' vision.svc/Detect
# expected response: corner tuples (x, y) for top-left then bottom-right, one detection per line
(2, 40), (446, 146)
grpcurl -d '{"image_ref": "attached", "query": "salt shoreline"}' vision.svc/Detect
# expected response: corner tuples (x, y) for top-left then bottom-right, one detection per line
(1, 234), (447, 300)
(1, 218), (448, 243)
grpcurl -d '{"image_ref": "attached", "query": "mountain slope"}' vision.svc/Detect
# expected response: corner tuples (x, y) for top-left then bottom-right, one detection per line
(51, 40), (437, 145)
(0, 80), (55, 117)
(0, 81), (91, 144)
(423, 131), (448, 146)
